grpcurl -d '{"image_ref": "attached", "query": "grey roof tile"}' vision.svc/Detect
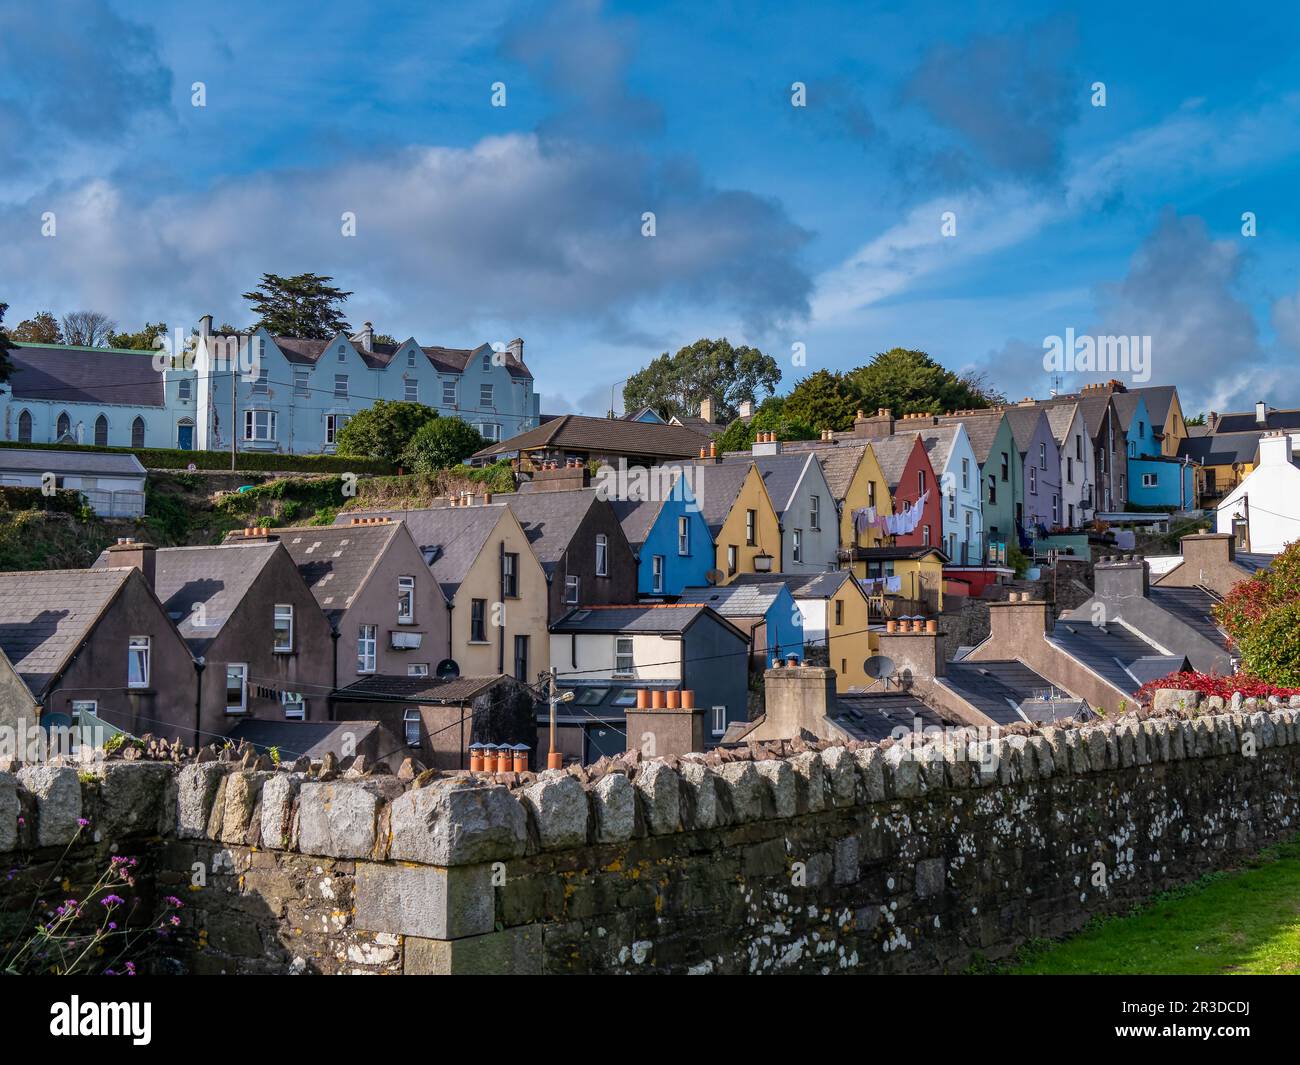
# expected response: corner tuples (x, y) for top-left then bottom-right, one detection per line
(7, 344), (167, 408)
(270, 521), (402, 621)
(0, 448), (146, 477)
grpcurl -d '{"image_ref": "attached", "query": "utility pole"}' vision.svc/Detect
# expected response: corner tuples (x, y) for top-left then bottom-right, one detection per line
(545, 666), (570, 770)
(230, 344), (238, 473)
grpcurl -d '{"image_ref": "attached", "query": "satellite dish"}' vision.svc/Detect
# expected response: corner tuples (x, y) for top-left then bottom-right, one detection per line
(705, 568), (726, 585)
(864, 655), (895, 681)
(435, 658), (460, 680)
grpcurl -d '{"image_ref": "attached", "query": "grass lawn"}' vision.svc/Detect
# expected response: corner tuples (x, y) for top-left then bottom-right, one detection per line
(997, 838), (1300, 975)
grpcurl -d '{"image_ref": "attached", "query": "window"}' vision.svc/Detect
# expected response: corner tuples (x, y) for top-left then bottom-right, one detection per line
(513, 635), (529, 682)
(334, 374), (348, 399)
(652, 555), (664, 593)
(244, 409), (276, 441)
(711, 706), (726, 737)
(919, 470), (926, 493)
(273, 604), (293, 652)
(1000, 452), (1009, 481)
(502, 552), (519, 597)
(1142, 472), (1158, 488)
(442, 379), (457, 406)
(56, 411), (71, 438)
(94, 414), (108, 447)
(745, 509), (756, 545)
(408, 663), (430, 677)
(677, 516), (690, 554)
(1138, 420), (1145, 438)
(407, 349), (417, 367)
(178, 378), (193, 401)
(338, 344), (347, 361)
(397, 576), (415, 623)
(252, 365), (268, 393)
(595, 534), (608, 576)
(1039, 442), (1047, 469)
(1052, 496), (1059, 523)
(294, 368), (310, 397)
(70, 700), (96, 726)
(922, 524), (931, 546)
(867, 482), (876, 507)
(325, 413), (349, 444)
(404, 709), (421, 747)
(792, 529), (803, 562)
(477, 423), (501, 442)
(565, 575), (580, 604)
(834, 599), (844, 626)
(282, 692), (305, 720)
(404, 378), (418, 402)
(810, 494), (820, 530)
(1029, 466), (1037, 493)
(470, 599), (487, 642)
(948, 495), (955, 519)
(131, 416), (145, 448)
(961, 458), (969, 489)
(987, 474), (996, 504)
(17, 410), (31, 443)
(482, 352), (493, 372)
(1075, 436), (1083, 460)
(614, 637), (635, 676)
(357, 625), (377, 673)
(480, 383), (494, 407)
(727, 544), (738, 575)
(128, 637), (150, 688)
(225, 664), (247, 713)
(1066, 457), (1074, 483)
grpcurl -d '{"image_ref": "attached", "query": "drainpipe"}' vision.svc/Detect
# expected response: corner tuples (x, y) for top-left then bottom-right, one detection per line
(192, 659), (205, 748)
(329, 627), (340, 720)
(446, 599), (454, 659)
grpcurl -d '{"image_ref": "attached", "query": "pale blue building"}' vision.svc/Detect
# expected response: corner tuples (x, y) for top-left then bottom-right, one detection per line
(0, 343), (198, 450)
(193, 318), (540, 455)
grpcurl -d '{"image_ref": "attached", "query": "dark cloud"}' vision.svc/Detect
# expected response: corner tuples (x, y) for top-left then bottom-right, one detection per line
(901, 16), (1079, 185)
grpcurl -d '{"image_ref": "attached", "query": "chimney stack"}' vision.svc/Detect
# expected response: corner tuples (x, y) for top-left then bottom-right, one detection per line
(876, 620), (944, 681)
(107, 537), (156, 589)
(753, 431), (781, 456)
(1093, 553), (1150, 601)
(1256, 430), (1292, 468)
(507, 337), (524, 362)
(853, 408), (895, 438)
(759, 664), (836, 739)
(1256, 400), (1268, 426)
(738, 399), (754, 420)
(356, 322), (374, 352)
(699, 397), (715, 424)
(984, 591), (1051, 645)
(198, 314), (213, 340)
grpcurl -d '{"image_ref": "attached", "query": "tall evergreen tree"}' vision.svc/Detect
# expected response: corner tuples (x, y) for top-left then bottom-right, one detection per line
(241, 273), (352, 339)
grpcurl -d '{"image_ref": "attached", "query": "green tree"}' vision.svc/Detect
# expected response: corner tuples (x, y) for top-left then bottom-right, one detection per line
(9, 311), (62, 343)
(714, 396), (816, 453)
(242, 273), (352, 339)
(0, 304), (14, 383)
(1216, 540), (1300, 683)
(622, 338), (781, 423)
(403, 417), (487, 473)
(846, 348), (995, 416)
(782, 369), (858, 432)
(108, 321), (168, 350)
(335, 400), (438, 466)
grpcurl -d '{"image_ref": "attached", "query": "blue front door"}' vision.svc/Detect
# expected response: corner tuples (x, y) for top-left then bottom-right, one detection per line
(177, 423), (194, 450)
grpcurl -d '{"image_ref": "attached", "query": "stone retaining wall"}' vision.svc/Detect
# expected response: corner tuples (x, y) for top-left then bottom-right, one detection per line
(3, 692), (1299, 974)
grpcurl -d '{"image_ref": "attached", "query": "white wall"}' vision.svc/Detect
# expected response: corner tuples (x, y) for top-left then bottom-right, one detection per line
(550, 632), (683, 682)
(1216, 435), (1300, 553)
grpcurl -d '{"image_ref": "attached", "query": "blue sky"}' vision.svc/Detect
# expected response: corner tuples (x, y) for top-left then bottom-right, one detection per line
(3, 0), (1300, 417)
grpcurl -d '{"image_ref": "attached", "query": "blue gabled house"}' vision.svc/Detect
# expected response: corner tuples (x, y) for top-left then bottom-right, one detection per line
(1114, 392), (1196, 509)
(609, 470), (714, 596)
(676, 580), (805, 668)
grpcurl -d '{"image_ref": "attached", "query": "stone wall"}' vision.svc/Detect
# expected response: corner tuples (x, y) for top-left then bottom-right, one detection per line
(4, 692), (1300, 974)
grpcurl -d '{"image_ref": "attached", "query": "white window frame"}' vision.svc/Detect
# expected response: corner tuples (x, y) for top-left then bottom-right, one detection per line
(178, 378), (193, 401)
(595, 533), (608, 576)
(252, 365), (269, 393)
(407, 349), (417, 367)
(565, 574), (580, 604)
(273, 604), (294, 653)
(480, 383), (494, 408)
(243, 409), (276, 442)
(128, 636), (150, 689)
(334, 373), (349, 399)
(442, 379), (457, 406)
(325, 413), (349, 444)
(338, 344), (348, 362)
(225, 663), (248, 714)
(70, 699), (96, 726)
(961, 458), (969, 489)
(1142, 472), (1157, 488)
(792, 528), (803, 563)
(358, 624), (377, 674)
(397, 576), (416, 624)
(294, 368), (310, 397)
(652, 555), (665, 594)
(614, 637), (635, 677)
(810, 494), (820, 530)
(1029, 466), (1037, 493)
(711, 706), (726, 737)
(677, 516), (689, 555)
(408, 663), (430, 677)
(282, 691), (305, 720)
(404, 378), (418, 402)
(403, 708), (421, 747)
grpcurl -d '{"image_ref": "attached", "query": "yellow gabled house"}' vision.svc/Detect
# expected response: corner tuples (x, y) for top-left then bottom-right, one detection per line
(693, 459), (782, 582)
(781, 438), (893, 557)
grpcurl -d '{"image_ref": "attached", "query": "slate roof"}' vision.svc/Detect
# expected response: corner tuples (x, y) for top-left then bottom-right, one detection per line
(0, 448), (146, 478)
(473, 414), (709, 461)
(719, 452), (815, 514)
(729, 570), (855, 600)
(850, 546), (948, 562)
(1001, 407), (1048, 454)
(777, 441), (868, 500)
(5, 344), (168, 408)
(1213, 407), (1300, 434)
(693, 461), (759, 535)
(269, 521), (402, 621)
(1236, 552), (1274, 574)
(539, 679), (676, 724)
(0, 567), (133, 696)
(1034, 393), (1112, 440)
(334, 508), (502, 601)
(918, 425), (962, 473)
(1110, 391), (1144, 432)
(337, 674), (507, 703)
(1130, 386), (1178, 429)
(936, 412), (1004, 464)
(551, 603), (730, 635)
(268, 333), (532, 379)
(941, 659), (1070, 726)
(226, 719), (393, 762)
(829, 691), (947, 741)
(677, 582), (789, 618)
(94, 541), (280, 654)
(1042, 405), (1080, 448)
(1048, 617), (1186, 694)
(860, 434), (918, 488)
(500, 489), (600, 576)
(609, 495), (667, 550)
(1148, 586), (1227, 645)
(1177, 432), (1261, 467)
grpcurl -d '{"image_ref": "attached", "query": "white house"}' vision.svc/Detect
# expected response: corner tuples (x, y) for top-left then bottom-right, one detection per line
(919, 424), (983, 565)
(1216, 430), (1300, 553)
(0, 449), (147, 517)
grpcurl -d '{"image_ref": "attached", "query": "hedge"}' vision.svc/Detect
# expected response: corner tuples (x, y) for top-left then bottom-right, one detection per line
(0, 486), (88, 515)
(0, 439), (393, 475)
